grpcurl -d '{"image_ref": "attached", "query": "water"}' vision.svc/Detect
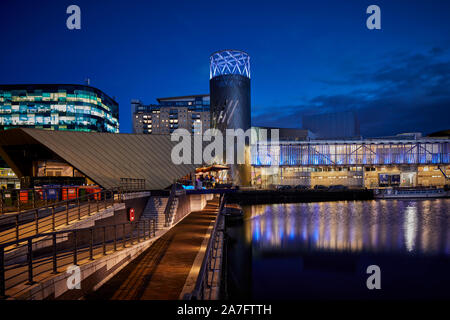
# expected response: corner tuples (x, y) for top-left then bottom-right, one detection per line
(225, 199), (450, 300)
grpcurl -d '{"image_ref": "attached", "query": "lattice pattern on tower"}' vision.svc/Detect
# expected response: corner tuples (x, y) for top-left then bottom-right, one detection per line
(210, 50), (250, 79)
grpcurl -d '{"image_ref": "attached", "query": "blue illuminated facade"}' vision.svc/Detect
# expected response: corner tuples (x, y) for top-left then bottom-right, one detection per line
(252, 140), (450, 166)
(0, 84), (119, 133)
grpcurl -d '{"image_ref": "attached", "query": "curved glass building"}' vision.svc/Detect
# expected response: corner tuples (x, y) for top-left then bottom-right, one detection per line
(0, 84), (119, 133)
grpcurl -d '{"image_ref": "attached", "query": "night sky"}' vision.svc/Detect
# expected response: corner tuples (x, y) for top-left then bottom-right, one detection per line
(1, 0), (449, 136)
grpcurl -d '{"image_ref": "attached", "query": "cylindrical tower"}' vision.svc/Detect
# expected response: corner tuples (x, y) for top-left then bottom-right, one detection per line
(210, 50), (251, 132)
(209, 50), (251, 186)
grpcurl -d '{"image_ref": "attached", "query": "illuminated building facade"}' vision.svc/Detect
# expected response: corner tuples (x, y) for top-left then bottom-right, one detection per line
(0, 84), (119, 133)
(251, 138), (450, 188)
(132, 95), (210, 135)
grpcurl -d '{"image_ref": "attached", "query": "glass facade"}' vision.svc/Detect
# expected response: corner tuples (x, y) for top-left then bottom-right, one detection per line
(0, 84), (119, 133)
(252, 140), (450, 166)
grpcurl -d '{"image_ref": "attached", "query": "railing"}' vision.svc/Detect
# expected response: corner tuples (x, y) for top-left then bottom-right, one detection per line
(120, 178), (146, 191)
(184, 194), (226, 300)
(0, 218), (156, 298)
(164, 184), (177, 227)
(0, 189), (122, 246)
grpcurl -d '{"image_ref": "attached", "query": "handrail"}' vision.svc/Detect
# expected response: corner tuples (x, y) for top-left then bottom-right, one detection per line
(164, 183), (177, 227)
(0, 189), (121, 246)
(1, 188), (117, 217)
(184, 194), (225, 300)
(0, 217), (156, 298)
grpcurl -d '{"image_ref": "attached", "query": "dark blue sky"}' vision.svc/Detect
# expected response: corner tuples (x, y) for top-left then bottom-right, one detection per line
(1, 0), (449, 136)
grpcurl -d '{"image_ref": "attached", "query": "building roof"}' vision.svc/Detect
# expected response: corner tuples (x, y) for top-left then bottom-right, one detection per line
(156, 94), (209, 103)
(0, 128), (196, 190)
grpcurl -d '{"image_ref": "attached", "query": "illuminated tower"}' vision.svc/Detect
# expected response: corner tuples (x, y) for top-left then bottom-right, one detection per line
(209, 50), (251, 185)
(210, 50), (251, 132)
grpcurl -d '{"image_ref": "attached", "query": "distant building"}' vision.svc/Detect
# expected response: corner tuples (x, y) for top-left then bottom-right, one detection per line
(132, 94), (210, 135)
(0, 84), (119, 133)
(252, 127), (317, 141)
(302, 111), (360, 139)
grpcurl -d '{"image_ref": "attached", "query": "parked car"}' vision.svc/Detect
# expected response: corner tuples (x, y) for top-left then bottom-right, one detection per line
(313, 185), (328, 190)
(328, 185), (349, 191)
(294, 185), (309, 190)
(276, 185), (292, 190)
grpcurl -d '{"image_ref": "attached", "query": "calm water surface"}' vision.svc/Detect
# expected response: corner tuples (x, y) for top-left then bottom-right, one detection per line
(226, 199), (450, 300)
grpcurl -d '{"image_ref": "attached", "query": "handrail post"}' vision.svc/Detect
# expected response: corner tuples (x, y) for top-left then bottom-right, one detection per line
(15, 215), (19, 244)
(34, 209), (39, 234)
(77, 197), (81, 220)
(137, 222), (140, 243)
(52, 206), (56, 231)
(96, 194), (99, 213)
(102, 226), (106, 255)
(32, 190), (36, 209)
(17, 190), (20, 213)
(104, 191), (107, 210)
(122, 224), (126, 248)
(114, 225), (117, 251)
(66, 202), (69, 225)
(89, 228), (94, 260)
(0, 246), (5, 297)
(88, 195), (91, 216)
(52, 233), (58, 274)
(1, 191), (3, 215)
(73, 231), (78, 265)
(27, 239), (34, 284)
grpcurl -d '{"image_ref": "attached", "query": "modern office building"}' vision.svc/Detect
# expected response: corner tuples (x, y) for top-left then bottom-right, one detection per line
(0, 84), (119, 133)
(251, 136), (450, 188)
(132, 94), (210, 135)
(0, 84), (119, 188)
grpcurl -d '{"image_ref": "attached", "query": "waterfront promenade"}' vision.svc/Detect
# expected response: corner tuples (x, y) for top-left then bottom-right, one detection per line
(86, 199), (219, 300)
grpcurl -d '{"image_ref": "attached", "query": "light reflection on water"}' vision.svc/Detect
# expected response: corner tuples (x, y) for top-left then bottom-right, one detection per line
(244, 199), (450, 255)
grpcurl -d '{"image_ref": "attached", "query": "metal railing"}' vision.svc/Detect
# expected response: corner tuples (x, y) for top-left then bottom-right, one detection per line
(0, 189), (123, 246)
(0, 218), (156, 298)
(164, 184), (178, 227)
(184, 194), (225, 300)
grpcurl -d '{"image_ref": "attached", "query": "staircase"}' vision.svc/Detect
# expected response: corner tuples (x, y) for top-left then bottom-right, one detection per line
(141, 196), (178, 230)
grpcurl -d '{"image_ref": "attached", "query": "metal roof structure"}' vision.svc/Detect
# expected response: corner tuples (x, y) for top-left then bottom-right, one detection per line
(0, 128), (196, 189)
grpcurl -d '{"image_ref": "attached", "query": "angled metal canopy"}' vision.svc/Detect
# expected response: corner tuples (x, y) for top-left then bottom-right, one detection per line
(0, 128), (197, 190)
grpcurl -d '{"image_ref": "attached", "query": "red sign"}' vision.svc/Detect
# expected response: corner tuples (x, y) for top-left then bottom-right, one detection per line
(127, 208), (135, 222)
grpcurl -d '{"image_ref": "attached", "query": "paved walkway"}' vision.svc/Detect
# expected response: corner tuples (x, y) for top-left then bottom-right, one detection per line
(86, 199), (219, 300)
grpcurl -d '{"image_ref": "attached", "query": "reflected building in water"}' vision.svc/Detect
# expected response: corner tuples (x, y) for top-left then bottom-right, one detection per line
(244, 200), (450, 256)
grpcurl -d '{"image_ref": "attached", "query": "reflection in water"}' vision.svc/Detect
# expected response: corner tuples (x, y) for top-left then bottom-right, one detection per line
(245, 199), (450, 255)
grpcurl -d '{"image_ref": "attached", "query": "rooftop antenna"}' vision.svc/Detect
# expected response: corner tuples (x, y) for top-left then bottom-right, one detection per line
(84, 78), (91, 86)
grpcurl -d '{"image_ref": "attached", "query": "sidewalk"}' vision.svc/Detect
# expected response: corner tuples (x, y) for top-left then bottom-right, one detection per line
(86, 199), (219, 300)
